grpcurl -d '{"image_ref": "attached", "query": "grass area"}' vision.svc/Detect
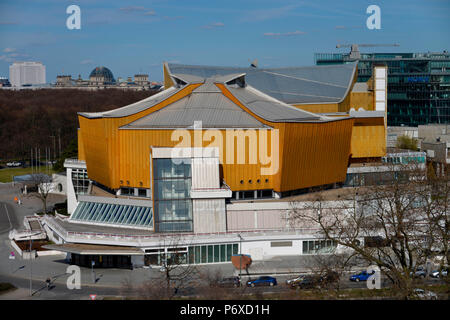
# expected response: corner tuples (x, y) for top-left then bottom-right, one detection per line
(0, 283), (17, 295)
(0, 166), (56, 183)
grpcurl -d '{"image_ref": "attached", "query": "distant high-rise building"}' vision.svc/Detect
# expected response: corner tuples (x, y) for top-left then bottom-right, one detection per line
(315, 48), (450, 126)
(0, 77), (11, 87)
(9, 61), (46, 87)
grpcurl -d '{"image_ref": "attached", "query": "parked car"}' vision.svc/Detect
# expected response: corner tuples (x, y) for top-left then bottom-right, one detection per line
(413, 288), (437, 300)
(410, 266), (427, 279)
(430, 267), (448, 278)
(349, 270), (375, 282)
(247, 276), (277, 287)
(290, 275), (322, 289)
(215, 276), (241, 288)
(6, 161), (21, 167)
(286, 275), (305, 286)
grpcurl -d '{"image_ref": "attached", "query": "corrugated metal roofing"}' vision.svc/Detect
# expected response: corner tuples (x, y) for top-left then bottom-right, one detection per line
(78, 86), (179, 119)
(228, 86), (322, 122)
(122, 81), (269, 129)
(166, 63), (357, 104)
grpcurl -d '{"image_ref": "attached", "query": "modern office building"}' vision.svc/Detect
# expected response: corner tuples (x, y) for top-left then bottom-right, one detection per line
(315, 47), (450, 126)
(41, 62), (387, 269)
(9, 61), (46, 87)
(0, 76), (11, 87)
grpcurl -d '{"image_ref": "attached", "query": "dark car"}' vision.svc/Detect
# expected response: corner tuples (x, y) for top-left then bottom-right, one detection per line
(247, 276), (277, 287)
(290, 275), (322, 289)
(216, 276), (241, 288)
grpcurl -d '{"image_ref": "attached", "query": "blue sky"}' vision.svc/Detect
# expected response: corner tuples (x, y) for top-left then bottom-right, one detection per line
(0, 0), (449, 82)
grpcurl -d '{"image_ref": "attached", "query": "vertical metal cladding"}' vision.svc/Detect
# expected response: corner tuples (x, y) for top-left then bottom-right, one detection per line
(78, 82), (354, 194)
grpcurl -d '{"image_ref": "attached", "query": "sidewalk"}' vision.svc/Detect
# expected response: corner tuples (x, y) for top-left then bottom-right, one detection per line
(0, 288), (30, 300)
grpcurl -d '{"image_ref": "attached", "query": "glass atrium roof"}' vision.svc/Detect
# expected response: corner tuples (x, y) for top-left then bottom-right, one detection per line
(70, 201), (153, 229)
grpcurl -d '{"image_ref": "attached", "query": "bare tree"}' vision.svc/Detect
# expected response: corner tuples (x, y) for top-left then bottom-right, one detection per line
(289, 161), (448, 299)
(27, 173), (52, 214)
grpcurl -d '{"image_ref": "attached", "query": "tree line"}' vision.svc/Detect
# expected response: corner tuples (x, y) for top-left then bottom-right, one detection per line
(0, 88), (157, 162)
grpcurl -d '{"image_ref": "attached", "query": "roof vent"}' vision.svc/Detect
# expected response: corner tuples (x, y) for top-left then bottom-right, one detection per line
(225, 75), (246, 88)
(171, 75), (187, 87)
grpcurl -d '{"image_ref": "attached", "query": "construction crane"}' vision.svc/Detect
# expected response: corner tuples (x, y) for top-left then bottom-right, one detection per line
(336, 43), (400, 59)
(336, 43), (400, 49)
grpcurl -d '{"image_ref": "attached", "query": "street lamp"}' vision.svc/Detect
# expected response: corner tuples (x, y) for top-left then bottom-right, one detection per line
(238, 234), (243, 278)
(22, 231), (41, 296)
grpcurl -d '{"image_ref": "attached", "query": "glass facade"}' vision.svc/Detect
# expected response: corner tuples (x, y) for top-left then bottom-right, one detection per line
(143, 243), (239, 266)
(315, 52), (450, 126)
(344, 171), (409, 187)
(302, 240), (337, 254)
(188, 243), (239, 264)
(71, 168), (89, 195)
(70, 201), (153, 228)
(153, 158), (193, 232)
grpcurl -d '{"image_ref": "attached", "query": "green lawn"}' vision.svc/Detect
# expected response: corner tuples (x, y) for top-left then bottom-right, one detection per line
(0, 166), (56, 183)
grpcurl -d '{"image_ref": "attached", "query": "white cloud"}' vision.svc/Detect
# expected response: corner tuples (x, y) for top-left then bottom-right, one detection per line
(263, 30), (306, 37)
(120, 6), (155, 16)
(201, 22), (225, 29)
(80, 59), (94, 65)
(3, 47), (16, 53)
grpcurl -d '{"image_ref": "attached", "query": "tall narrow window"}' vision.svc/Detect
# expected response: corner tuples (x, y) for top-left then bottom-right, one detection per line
(153, 158), (193, 232)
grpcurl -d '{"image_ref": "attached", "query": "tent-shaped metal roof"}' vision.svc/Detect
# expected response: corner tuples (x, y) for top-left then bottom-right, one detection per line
(166, 62), (357, 105)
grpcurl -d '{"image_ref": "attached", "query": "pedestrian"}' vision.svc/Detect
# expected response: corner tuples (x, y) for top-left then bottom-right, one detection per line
(46, 277), (51, 290)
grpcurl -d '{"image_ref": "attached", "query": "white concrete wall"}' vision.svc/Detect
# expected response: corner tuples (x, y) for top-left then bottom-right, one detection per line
(193, 199), (227, 233)
(241, 239), (303, 260)
(65, 167), (78, 215)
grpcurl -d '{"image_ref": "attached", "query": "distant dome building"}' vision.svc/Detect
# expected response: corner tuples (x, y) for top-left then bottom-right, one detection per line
(89, 66), (115, 85)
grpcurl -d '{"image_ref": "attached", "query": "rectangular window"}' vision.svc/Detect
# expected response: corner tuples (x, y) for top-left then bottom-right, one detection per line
(207, 246), (213, 263)
(220, 244), (226, 262)
(270, 241), (293, 247)
(214, 245), (220, 263)
(188, 247), (194, 264)
(195, 246), (200, 264)
(201, 246), (207, 264)
(153, 158), (193, 232)
(226, 244), (232, 261)
(233, 244), (239, 255)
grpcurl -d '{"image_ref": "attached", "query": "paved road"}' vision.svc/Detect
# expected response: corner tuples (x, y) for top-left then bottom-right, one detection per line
(0, 183), (446, 300)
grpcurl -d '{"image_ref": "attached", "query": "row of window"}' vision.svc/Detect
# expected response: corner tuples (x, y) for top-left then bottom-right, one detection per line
(144, 244), (239, 266)
(144, 240), (338, 266)
(153, 158), (193, 232)
(71, 169), (89, 195)
(188, 244), (239, 264)
(303, 240), (337, 254)
(120, 187), (148, 197)
(231, 189), (274, 200)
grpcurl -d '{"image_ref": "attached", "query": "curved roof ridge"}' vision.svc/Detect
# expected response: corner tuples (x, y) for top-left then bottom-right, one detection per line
(243, 85), (332, 121)
(78, 86), (179, 119)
